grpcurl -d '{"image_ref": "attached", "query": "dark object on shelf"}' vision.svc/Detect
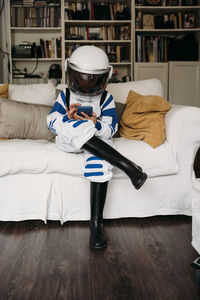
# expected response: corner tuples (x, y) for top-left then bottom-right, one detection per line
(48, 64), (62, 79)
(164, 21), (175, 29)
(12, 43), (32, 58)
(182, 0), (197, 5)
(145, 0), (161, 6)
(167, 0), (179, 5)
(154, 15), (165, 29)
(107, 53), (117, 62)
(66, 9), (75, 20)
(26, 74), (41, 78)
(66, 34), (83, 40)
(167, 35), (198, 61)
(122, 75), (131, 82)
(82, 8), (89, 20)
(108, 70), (121, 83)
(116, 6), (131, 20)
(94, 4), (111, 20)
(74, 10), (83, 20)
(47, 0), (61, 4)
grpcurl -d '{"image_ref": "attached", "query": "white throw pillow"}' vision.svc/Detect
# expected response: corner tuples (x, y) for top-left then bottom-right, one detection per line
(9, 81), (56, 106)
(107, 78), (163, 104)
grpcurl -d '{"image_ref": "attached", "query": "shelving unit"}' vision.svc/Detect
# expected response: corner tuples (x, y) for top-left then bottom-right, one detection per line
(134, 1), (200, 105)
(7, 0), (200, 105)
(8, 0), (62, 84)
(61, 0), (134, 83)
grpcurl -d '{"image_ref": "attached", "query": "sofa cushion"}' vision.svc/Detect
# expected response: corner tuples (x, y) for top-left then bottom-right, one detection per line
(0, 84), (8, 100)
(0, 138), (178, 178)
(0, 99), (54, 141)
(114, 137), (178, 177)
(119, 90), (171, 148)
(8, 81), (56, 106)
(107, 78), (163, 104)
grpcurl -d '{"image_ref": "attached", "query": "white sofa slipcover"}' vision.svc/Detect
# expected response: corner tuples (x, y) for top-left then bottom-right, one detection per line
(0, 79), (200, 227)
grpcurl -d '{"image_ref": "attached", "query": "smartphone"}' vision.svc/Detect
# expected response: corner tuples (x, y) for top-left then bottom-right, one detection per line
(77, 106), (93, 117)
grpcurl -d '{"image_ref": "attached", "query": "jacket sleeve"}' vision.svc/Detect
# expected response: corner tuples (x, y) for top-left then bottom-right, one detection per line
(95, 93), (118, 140)
(46, 90), (69, 135)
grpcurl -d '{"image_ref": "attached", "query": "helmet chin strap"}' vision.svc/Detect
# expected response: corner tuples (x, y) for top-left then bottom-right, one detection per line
(108, 65), (113, 79)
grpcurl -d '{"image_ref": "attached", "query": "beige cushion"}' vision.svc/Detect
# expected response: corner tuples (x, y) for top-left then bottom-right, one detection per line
(0, 99), (55, 141)
(120, 90), (171, 148)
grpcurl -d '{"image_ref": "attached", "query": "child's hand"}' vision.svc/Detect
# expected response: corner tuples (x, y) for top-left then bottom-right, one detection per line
(75, 111), (97, 125)
(67, 103), (81, 119)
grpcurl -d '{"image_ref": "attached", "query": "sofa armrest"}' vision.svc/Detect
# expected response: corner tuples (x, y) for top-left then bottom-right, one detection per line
(165, 104), (200, 167)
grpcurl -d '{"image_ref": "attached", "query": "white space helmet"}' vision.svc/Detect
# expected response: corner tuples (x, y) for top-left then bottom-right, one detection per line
(65, 46), (113, 97)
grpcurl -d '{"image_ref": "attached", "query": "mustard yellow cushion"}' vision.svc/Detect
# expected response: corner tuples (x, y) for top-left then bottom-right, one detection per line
(120, 90), (171, 148)
(0, 84), (8, 98)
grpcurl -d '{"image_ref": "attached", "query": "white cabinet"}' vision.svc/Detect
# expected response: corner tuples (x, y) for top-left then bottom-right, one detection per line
(169, 61), (200, 107)
(134, 62), (168, 99)
(134, 61), (200, 106)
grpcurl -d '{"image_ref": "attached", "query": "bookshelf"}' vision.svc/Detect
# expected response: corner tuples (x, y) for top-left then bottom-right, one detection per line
(61, 0), (134, 83)
(134, 0), (200, 105)
(9, 0), (62, 83)
(7, 0), (200, 105)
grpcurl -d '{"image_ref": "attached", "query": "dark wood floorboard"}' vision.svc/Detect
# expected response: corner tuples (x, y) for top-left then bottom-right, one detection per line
(0, 216), (199, 300)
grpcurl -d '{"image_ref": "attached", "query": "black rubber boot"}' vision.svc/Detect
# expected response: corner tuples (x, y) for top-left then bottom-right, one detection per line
(90, 181), (108, 250)
(82, 136), (147, 190)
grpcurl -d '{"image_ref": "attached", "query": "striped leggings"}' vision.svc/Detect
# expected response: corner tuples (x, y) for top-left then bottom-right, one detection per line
(55, 118), (114, 182)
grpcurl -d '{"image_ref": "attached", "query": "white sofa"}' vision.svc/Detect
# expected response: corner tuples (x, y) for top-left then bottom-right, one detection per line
(0, 79), (200, 233)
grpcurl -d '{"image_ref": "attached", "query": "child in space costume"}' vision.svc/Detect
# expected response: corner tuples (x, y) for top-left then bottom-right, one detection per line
(47, 46), (147, 250)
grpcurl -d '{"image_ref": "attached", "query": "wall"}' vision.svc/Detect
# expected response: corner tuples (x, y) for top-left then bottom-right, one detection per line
(0, 1), (9, 83)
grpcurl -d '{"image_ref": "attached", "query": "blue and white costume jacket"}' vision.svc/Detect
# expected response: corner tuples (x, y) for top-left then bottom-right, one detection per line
(47, 89), (118, 182)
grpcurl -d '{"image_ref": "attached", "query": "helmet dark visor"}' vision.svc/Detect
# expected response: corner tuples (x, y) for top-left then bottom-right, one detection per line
(67, 66), (109, 96)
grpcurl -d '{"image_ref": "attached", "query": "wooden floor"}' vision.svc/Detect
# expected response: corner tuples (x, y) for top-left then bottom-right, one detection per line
(0, 216), (199, 300)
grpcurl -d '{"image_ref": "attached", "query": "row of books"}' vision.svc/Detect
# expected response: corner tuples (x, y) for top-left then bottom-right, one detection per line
(135, 0), (197, 6)
(136, 34), (168, 62)
(38, 37), (62, 58)
(11, 0), (60, 5)
(11, 5), (61, 27)
(64, 2), (130, 21)
(65, 44), (130, 63)
(65, 26), (131, 41)
(135, 12), (196, 29)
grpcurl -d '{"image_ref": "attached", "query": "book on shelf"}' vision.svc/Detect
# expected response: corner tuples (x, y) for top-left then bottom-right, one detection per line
(39, 37), (61, 58)
(64, 2), (130, 21)
(65, 25), (131, 41)
(10, 4), (61, 27)
(142, 14), (154, 29)
(136, 34), (168, 62)
(183, 12), (195, 28)
(120, 26), (130, 40)
(137, 11), (194, 30)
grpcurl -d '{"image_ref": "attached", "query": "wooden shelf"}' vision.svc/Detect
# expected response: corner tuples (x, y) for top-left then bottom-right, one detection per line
(11, 27), (61, 31)
(135, 5), (200, 10)
(136, 28), (200, 32)
(12, 58), (62, 61)
(65, 39), (131, 43)
(64, 20), (131, 25)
